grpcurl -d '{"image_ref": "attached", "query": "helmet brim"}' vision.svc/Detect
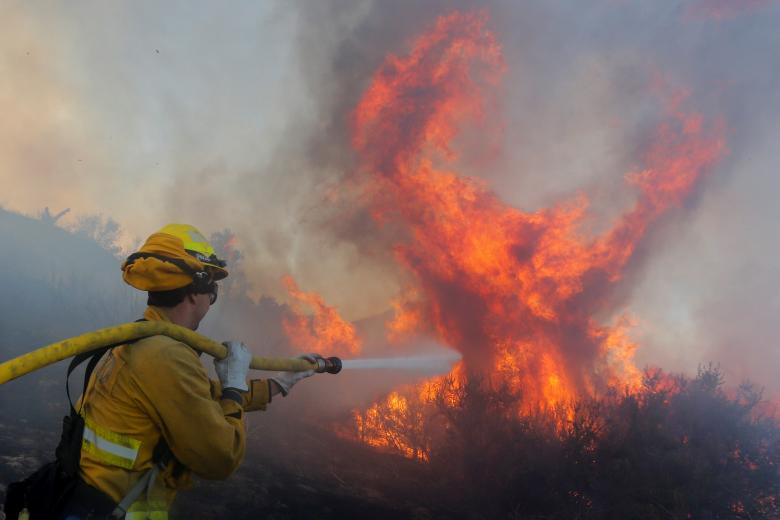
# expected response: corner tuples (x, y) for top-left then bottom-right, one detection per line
(204, 263), (229, 281)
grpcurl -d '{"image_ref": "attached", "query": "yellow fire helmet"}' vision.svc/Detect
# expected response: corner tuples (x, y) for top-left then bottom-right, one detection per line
(121, 223), (229, 292)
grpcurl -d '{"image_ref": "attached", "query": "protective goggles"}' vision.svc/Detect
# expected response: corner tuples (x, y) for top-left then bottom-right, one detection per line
(207, 281), (219, 305)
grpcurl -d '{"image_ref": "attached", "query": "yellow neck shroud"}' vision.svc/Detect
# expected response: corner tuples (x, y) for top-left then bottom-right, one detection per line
(0, 321), (316, 385)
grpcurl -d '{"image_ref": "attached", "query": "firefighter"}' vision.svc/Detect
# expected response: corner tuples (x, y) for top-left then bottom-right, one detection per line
(56, 223), (318, 519)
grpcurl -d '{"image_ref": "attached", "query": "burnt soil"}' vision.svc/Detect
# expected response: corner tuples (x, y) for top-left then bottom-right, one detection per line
(0, 415), (450, 520)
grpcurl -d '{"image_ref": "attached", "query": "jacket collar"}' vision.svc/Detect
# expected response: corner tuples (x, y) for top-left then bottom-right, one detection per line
(143, 306), (171, 323)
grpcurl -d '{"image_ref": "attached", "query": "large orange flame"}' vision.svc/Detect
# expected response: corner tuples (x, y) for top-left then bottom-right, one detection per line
(349, 11), (726, 456)
(281, 275), (362, 357)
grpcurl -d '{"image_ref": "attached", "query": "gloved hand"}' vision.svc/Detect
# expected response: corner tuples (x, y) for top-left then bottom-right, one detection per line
(214, 341), (252, 392)
(268, 353), (323, 396)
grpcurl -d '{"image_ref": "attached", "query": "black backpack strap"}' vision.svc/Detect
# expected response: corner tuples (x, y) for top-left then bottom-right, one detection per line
(65, 318), (149, 415)
(65, 342), (130, 418)
(61, 319), (186, 478)
(58, 318), (150, 478)
(58, 348), (117, 479)
(65, 347), (112, 415)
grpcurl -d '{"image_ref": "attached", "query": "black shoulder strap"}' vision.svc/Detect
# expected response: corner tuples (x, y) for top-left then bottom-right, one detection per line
(56, 319), (162, 480)
(65, 346), (116, 416)
(62, 320), (184, 472)
(65, 318), (149, 415)
(57, 343), (123, 478)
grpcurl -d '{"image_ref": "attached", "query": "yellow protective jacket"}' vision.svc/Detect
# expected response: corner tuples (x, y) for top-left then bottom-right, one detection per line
(78, 306), (271, 518)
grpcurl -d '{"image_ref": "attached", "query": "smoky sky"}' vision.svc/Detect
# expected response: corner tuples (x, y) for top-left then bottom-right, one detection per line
(1, 1), (779, 392)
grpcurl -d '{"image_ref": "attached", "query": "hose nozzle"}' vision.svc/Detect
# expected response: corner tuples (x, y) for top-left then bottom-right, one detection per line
(314, 356), (342, 374)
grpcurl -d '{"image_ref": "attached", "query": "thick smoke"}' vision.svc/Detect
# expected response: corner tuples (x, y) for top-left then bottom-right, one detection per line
(0, 209), (142, 428)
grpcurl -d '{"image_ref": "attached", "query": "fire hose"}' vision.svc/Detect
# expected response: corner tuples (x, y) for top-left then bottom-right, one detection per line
(0, 321), (342, 385)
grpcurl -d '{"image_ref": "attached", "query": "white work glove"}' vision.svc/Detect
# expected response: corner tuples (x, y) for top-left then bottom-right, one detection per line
(268, 353), (322, 396)
(214, 341), (252, 392)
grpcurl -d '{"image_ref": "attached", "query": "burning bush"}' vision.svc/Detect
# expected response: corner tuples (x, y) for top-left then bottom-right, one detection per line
(356, 365), (780, 518)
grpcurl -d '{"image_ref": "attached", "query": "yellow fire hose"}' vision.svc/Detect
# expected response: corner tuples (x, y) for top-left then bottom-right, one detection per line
(0, 321), (341, 386)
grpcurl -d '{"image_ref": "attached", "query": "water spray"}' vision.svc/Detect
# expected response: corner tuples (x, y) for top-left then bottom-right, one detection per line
(341, 353), (461, 372)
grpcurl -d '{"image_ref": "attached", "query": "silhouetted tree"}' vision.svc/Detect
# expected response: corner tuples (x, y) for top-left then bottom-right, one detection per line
(40, 206), (70, 225)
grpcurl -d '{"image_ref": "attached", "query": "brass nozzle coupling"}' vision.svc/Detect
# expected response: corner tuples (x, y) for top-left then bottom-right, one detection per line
(314, 356), (342, 374)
